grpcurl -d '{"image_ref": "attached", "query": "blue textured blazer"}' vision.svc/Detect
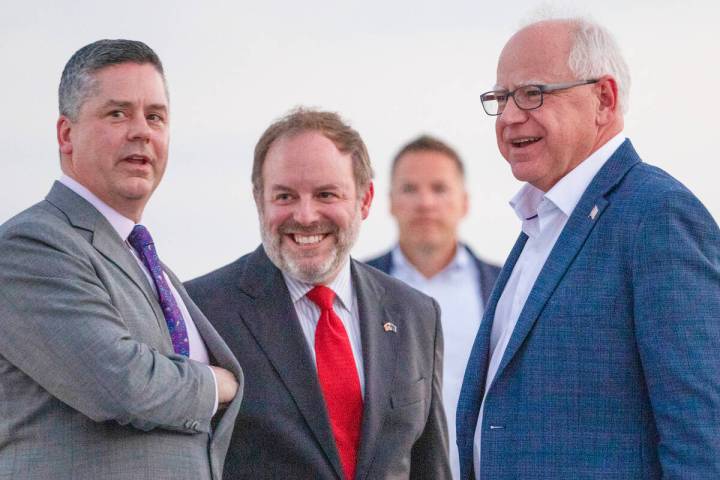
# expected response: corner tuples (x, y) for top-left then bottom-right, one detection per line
(366, 244), (501, 309)
(456, 140), (720, 479)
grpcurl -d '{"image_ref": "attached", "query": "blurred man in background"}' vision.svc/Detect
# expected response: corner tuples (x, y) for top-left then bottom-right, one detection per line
(367, 134), (500, 479)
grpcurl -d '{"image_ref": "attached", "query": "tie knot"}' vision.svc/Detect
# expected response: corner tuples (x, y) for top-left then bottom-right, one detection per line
(127, 224), (154, 252)
(307, 285), (336, 310)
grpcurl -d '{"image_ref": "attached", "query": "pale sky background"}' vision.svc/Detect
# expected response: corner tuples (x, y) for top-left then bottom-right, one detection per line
(2, 0), (718, 280)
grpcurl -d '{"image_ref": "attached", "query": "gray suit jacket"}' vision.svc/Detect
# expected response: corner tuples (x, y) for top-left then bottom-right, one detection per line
(0, 182), (244, 480)
(186, 246), (451, 479)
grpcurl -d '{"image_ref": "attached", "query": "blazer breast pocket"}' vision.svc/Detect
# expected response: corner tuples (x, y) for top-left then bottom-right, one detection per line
(390, 377), (427, 409)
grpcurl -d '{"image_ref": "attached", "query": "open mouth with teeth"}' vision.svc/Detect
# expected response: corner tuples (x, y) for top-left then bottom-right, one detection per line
(511, 137), (541, 148)
(290, 233), (330, 246)
(124, 154), (151, 165)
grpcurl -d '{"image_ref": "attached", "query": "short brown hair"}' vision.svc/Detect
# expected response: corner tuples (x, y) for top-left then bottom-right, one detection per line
(252, 107), (373, 197)
(391, 134), (465, 178)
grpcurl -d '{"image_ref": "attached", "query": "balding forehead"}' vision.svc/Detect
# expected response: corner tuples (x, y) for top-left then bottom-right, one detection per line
(496, 20), (575, 88)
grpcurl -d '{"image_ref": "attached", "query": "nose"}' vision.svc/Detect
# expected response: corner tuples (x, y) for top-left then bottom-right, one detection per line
(416, 189), (435, 210)
(127, 114), (152, 142)
(497, 96), (528, 125)
(293, 197), (321, 225)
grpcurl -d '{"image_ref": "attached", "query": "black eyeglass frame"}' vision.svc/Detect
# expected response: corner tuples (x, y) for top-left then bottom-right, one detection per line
(480, 79), (599, 116)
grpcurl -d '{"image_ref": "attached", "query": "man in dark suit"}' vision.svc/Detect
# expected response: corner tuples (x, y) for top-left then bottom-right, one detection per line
(456, 16), (720, 479)
(366, 134), (500, 479)
(0, 40), (242, 479)
(187, 108), (451, 479)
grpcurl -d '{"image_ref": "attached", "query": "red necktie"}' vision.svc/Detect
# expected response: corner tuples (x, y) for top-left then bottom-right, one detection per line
(307, 285), (363, 480)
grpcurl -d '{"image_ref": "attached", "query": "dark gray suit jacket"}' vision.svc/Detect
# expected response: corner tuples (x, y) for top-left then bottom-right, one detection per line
(186, 246), (451, 479)
(0, 182), (243, 480)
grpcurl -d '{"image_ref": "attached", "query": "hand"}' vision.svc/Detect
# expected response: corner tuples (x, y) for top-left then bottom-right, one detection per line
(209, 366), (239, 406)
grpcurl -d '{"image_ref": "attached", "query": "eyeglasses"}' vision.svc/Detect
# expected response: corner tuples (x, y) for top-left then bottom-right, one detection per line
(480, 79), (598, 116)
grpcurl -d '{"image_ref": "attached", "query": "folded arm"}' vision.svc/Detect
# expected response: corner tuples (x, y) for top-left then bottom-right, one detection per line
(0, 218), (217, 433)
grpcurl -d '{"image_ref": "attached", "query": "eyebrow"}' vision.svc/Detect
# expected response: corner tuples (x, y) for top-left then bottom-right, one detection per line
(101, 99), (168, 112)
(492, 79), (546, 90)
(268, 183), (343, 192)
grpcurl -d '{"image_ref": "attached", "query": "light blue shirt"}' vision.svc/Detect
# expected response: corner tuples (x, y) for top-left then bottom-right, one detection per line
(391, 244), (483, 480)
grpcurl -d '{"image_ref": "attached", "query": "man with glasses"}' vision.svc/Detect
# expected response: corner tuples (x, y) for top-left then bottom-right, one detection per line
(457, 17), (720, 479)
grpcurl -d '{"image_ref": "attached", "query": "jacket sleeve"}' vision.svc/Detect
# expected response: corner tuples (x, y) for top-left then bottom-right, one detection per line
(0, 218), (216, 434)
(410, 298), (452, 479)
(632, 188), (720, 476)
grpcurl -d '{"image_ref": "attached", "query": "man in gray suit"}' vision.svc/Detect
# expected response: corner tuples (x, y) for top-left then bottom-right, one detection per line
(186, 108), (451, 479)
(0, 40), (242, 479)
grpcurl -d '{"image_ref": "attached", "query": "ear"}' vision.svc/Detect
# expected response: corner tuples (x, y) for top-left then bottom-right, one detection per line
(360, 182), (374, 220)
(388, 183), (399, 219)
(595, 76), (619, 125)
(252, 189), (263, 212)
(57, 115), (74, 156)
(461, 188), (470, 217)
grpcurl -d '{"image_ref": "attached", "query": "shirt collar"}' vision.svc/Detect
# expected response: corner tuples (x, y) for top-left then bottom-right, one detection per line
(391, 242), (470, 277)
(59, 175), (136, 241)
(509, 131), (625, 228)
(544, 131), (626, 217)
(283, 257), (354, 311)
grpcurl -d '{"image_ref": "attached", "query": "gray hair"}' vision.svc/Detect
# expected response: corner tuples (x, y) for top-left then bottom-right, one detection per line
(568, 18), (631, 114)
(521, 13), (631, 114)
(58, 39), (166, 121)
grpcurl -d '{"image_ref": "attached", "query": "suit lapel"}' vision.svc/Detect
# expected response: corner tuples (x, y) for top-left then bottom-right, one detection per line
(467, 245), (497, 305)
(167, 267), (245, 479)
(463, 234), (527, 399)
(234, 247), (344, 478)
(45, 182), (167, 332)
(490, 140), (641, 385)
(92, 224), (167, 327)
(166, 266), (241, 373)
(352, 261), (397, 480)
(456, 232), (526, 457)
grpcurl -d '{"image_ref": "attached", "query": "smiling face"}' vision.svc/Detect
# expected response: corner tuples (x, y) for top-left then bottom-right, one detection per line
(495, 21), (601, 192)
(257, 130), (373, 284)
(57, 62), (169, 221)
(390, 150), (468, 254)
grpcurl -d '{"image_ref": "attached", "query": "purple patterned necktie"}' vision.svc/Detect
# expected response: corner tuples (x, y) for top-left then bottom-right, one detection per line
(127, 224), (190, 356)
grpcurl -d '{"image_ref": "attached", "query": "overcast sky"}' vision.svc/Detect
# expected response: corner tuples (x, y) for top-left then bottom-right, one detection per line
(2, 0), (718, 280)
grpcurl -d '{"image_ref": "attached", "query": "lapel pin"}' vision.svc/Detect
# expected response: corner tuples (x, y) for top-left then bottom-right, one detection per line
(383, 322), (398, 333)
(589, 205), (599, 220)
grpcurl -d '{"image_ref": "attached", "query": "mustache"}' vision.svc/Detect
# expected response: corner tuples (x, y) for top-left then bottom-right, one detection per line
(278, 220), (338, 236)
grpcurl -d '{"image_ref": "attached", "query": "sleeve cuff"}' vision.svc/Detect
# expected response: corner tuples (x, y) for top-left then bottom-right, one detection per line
(207, 365), (219, 415)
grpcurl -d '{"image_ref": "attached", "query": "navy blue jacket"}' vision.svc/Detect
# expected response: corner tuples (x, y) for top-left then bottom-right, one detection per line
(457, 140), (720, 479)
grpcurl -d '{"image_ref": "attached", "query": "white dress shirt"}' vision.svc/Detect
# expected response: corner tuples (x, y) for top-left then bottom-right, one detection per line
(283, 259), (366, 396)
(473, 132), (626, 478)
(391, 244), (483, 480)
(59, 175), (218, 412)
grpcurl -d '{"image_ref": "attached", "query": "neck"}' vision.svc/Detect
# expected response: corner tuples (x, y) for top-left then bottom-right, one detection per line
(60, 170), (145, 223)
(398, 240), (457, 279)
(592, 118), (624, 157)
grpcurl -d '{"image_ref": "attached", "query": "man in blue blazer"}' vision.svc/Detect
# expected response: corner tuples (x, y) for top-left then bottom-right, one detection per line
(366, 134), (500, 478)
(456, 16), (720, 479)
